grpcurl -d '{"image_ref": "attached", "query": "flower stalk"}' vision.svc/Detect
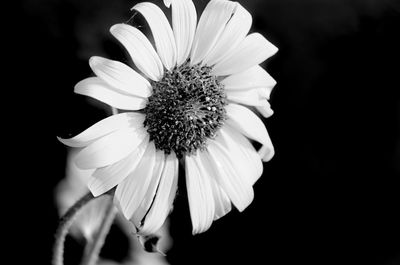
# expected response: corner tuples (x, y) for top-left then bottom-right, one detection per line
(53, 191), (116, 265)
(52, 192), (95, 265)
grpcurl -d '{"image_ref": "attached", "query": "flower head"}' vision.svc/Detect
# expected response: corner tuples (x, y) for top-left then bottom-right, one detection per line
(59, 0), (277, 235)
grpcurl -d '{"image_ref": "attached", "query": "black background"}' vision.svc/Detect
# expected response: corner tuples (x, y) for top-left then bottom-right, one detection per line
(12, 0), (400, 264)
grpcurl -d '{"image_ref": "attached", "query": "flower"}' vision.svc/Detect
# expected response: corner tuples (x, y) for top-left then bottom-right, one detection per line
(59, 0), (277, 235)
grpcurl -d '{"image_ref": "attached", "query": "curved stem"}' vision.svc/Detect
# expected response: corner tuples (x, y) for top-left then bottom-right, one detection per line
(80, 196), (118, 265)
(52, 192), (95, 265)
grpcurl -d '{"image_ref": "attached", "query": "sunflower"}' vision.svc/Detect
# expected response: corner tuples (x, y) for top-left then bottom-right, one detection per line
(59, 0), (277, 235)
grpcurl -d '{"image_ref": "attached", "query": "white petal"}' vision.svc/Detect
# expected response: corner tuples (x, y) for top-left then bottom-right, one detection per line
(185, 154), (215, 234)
(204, 141), (254, 212)
(192, 152), (232, 220)
(89, 56), (151, 98)
(75, 126), (147, 169)
(114, 142), (162, 220)
(258, 144), (274, 162)
(163, 0), (172, 8)
(132, 2), (177, 70)
(212, 33), (278, 76)
(225, 103), (274, 162)
(110, 24), (164, 81)
(58, 112), (143, 148)
(219, 126), (263, 185)
(74, 77), (146, 110)
(222, 65), (276, 99)
(255, 101), (274, 118)
(88, 137), (149, 196)
(225, 103), (272, 145)
(130, 150), (165, 228)
(190, 0), (237, 65)
(203, 3), (252, 66)
(165, 0), (197, 66)
(209, 177), (231, 220)
(139, 153), (179, 235)
(226, 89), (266, 106)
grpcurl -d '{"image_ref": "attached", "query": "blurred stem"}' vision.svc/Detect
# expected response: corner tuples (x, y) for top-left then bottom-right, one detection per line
(80, 195), (117, 265)
(52, 192), (95, 265)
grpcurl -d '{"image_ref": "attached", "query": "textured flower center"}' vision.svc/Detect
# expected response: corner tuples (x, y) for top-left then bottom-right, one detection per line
(143, 61), (227, 158)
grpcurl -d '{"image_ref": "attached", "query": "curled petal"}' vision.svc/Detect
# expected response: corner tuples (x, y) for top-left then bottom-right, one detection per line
(260, 143), (275, 162)
(225, 103), (274, 161)
(255, 102), (274, 118)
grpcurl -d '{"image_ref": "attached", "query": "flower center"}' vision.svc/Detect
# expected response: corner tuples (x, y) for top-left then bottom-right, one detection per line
(143, 61), (227, 158)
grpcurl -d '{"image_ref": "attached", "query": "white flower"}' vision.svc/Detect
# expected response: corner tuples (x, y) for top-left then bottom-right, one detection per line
(59, 0), (277, 235)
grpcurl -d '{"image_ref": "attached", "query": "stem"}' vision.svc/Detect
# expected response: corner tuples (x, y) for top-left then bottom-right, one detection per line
(80, 196), (118, 265)
(52, 192), (95, 265)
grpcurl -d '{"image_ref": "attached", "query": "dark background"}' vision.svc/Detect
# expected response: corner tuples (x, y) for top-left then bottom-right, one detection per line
(13, 0), (400, 264)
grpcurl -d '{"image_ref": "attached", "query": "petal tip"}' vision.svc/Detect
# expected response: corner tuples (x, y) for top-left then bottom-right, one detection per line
(88, 56), (100, 68)
(163, 0), (171, 8)
(109, 24), (120, 33)
(87, 175), (113, 197)
(268, 42), (279, 56)
(259, 145), (275, 162)
(57, 136), (78, 148)
(57, 136), (67, 145)
(88, 183), (102, 197)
